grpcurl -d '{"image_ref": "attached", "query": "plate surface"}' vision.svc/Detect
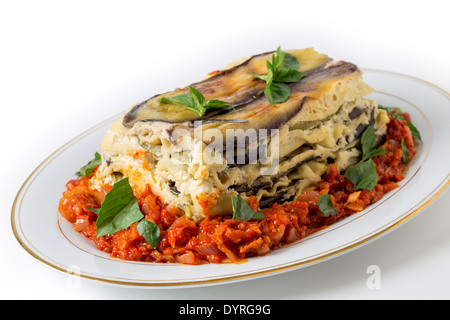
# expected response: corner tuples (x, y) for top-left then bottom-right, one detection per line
(11, 69), (449, 288)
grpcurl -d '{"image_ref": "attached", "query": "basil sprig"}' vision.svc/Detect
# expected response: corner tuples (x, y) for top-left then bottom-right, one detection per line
(90, 178), (160, 248)
(76, 152), (102, 177)
(232, 195), (264, 221)
(249, 46), (306, 105)
(344, 126), (385, 190)
(159, 86), (233, 117)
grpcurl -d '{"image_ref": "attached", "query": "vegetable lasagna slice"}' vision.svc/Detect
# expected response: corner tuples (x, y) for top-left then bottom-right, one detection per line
(90, 48), (389, 222)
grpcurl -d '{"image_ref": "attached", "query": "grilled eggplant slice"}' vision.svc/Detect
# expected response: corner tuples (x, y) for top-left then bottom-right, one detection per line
(91, 48), (389, 222)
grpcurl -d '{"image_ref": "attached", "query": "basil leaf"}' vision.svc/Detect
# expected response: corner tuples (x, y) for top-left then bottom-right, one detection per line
(264, 65), (275, 85)
(247, 72), (269, 82)
(364, 148), (386, 160)
(159, 94), (200, 114)
(361, 126), (377, 158)
(136, 219), (161, 249)
(275, 68), (306, 83)
(88, 207), (100, 215)
(204, 99), (234, 110)
(232, 195), (264, 221)
(76, 152), (102, 177)
(159, 86), (231, 116)
(95, 178), (144, 238)
(270, 46), (299, 70)
(401, 138), (409, 164)
(318, 194), (338, 217)
(407, 121), (422, 143)
(189, 86), (206, 107)
(360, 126), (386, 162)
(265, 82), (291, 105)
(271, 46), (283, 69)
(344, 159), (378, 190)
(279, 51), (299, 70)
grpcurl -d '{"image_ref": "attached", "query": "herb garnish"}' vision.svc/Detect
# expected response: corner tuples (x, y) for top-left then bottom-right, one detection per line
(344, 159), (378, 190)
(136, 219), (161, 249)
(318, 193), (338, 217)
(406, 121), (422, 143)
(360, 126), (386, 162)
(91, 178), (160, 248)
(344, 125), (385, 190)
(401, 138), (409, 164)
(159, 86), (233, 117)
(76, 152), (102, 177)
(249, 46), (307, 105)
(232, 195), (264, 221)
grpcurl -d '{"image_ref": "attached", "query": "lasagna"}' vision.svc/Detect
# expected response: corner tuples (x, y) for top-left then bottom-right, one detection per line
(59, 47), (419, 264)
(91, 48), (388, 222)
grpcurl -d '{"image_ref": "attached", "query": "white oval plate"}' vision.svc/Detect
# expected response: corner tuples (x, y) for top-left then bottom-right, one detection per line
(11, 69), (449, 288)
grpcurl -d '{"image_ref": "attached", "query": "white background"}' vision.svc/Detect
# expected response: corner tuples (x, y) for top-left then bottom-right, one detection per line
(1, 0), (449, 300)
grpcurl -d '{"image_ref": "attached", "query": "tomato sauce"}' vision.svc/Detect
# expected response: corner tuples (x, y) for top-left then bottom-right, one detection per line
(58, 114), (417, 264)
